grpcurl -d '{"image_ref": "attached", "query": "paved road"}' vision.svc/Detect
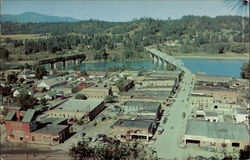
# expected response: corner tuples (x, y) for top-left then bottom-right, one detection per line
(147, 48), (196, 159)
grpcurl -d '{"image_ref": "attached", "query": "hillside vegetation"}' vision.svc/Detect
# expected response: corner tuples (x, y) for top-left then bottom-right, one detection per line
(1, 16), (249, 63)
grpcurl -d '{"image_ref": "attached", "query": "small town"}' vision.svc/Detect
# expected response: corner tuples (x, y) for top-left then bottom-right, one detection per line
(1, 0), (250, 160)
(0, 47), (249, 159)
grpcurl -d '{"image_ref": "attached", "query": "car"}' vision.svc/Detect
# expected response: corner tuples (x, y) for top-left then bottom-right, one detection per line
(81, 132), (86, 137)
(83, 137), (92, 142)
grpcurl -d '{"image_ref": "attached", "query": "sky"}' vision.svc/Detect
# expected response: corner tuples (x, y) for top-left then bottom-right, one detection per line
(1, 0), (247, 22)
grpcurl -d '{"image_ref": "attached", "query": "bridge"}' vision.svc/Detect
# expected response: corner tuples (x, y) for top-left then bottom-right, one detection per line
(147, 48), (197, 159)
(37, 54), (86, 69)
(146, 48), (185, 71)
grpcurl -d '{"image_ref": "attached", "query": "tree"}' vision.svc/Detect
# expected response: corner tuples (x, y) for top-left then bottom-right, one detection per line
(19, 77), (25, 83)
(34, 65), (47, 79)
(69, 137), (158, 160)
(15, 90), (37, 110)
(75, 93), (87, 100)
(240, 62), (250, 79)
(7, 73), (18, 84)
(0, 47), (10, 60)
(104, 95), (115, 103)
(0, 85), (12, 97)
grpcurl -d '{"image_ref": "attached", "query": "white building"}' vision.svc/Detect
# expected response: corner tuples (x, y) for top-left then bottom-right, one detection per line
(234, 108), (249, 123)
(37, 78), (67, 90)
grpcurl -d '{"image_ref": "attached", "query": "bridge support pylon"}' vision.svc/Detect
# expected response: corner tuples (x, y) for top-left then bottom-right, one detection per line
(51, 63), (57, 70)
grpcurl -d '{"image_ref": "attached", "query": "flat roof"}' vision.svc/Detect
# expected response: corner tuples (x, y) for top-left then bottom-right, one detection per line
(121, 90), (171, 97)
(235, 108), (248, 114)
(22, 109), (36, 123)
(113, 119), (153, 129)
(34, 124), (68, 135)
(193, 87), (237, 92)
(123, 101), (160, 112)
(57, 99), (103, 112)
(185, 119), (249, 141)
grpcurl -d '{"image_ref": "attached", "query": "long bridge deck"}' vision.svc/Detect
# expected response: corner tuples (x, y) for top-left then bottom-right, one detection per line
(38, 54), (86, 65)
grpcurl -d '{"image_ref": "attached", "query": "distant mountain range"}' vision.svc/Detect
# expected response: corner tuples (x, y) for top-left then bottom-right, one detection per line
(0, 12), (81, 23)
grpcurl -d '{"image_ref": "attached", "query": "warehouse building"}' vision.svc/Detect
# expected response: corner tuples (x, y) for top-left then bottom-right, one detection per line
(184, 119), (249, 150)
(48, 99), (105, 121)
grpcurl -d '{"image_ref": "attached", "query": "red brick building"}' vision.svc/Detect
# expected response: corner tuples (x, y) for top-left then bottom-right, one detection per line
(4, 107), (70, 145)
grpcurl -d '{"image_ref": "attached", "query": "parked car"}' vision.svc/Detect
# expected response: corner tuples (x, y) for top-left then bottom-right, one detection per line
(81, 132), (86, 137)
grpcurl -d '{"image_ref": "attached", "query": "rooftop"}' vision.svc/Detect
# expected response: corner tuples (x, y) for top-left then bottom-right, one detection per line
(56, 99), (103, 112)
(113, 119), (153, 129)
(34, 124), (68, 135)
(185, 119), (249, 142)
(22, 109), (36, 123)
(123, 101), (160, 112)
(235, 108), (248, 114)
(5, 112), (15, 121)
(38, 78), (66, 87)
(191, 94), (213, 98)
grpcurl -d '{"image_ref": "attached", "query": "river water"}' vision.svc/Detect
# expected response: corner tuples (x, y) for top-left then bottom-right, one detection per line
(61, 58), (248, 78)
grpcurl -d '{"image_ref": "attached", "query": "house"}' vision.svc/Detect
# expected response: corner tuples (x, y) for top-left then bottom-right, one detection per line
(184, 119), (249, 150)
(37, 78), (67, 90)
(121, 101), (161, 119)
(13, 88), (34, 97)
(112, 119), (155, 141)
(44, 91), (57, 100)
(4, 107), (70, 145)
(48, 99), (105, 121)
(234, 108), (249, 123)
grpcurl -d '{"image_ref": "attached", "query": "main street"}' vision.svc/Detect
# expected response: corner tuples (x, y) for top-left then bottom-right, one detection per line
(148, 48), (196, 159)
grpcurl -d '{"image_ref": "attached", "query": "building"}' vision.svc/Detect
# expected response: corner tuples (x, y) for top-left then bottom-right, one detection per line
(13, 88), (34, 97)
(119, 90), (172, 105)
(48, 99), (105, 121)
(141, 78), (176, 87)
(37, 78), (67, 90)
(31, 124), (69, 145)
(4, 107), (70, 145)
(112, 79), (134, 92)
(184, 119), (249, 150)
(19, 70), (36, 80)
(80, 85), (112, 99)
(121, 101), (161, 119)
(204, 111), (219, 122)
(234, 108), (249, 123)
(195, 73), (232, 87)
(193, 87), (240, 104)
(112, 119), (155, 141)
(51, 87), (78, 95)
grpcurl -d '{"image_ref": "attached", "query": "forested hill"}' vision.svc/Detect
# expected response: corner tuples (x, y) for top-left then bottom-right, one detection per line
(1, 12), (80, 23)
(1, 16), (249, 62)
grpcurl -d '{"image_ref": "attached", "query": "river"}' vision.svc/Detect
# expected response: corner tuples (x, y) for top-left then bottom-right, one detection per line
(57, 58), (248, 78)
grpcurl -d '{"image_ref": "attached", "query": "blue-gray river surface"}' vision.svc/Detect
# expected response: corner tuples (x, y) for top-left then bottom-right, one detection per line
(62, 58), (248, 78)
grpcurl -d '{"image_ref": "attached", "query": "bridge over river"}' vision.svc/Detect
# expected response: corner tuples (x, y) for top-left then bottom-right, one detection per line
(37, 54), (86, 69)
